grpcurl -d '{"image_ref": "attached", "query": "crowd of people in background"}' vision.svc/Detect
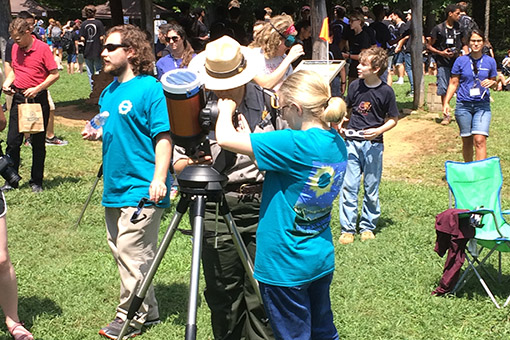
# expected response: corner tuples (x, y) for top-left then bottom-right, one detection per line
(1, 1), (509, 340)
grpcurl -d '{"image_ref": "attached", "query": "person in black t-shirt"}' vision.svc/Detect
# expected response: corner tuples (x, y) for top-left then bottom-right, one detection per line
(337, 46), (398, 245)
(80, 5), (106, 91)
(428, 4), (466, 125)
(370, 4), (391, 83)
(342, 12), (373, 86)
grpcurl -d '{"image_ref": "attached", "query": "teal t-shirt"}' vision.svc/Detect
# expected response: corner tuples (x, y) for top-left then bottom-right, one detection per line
(99, 75), (171, 208)
(250, 128), (347, 286)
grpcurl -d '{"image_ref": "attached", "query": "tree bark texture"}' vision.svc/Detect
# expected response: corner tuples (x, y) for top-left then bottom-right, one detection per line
(0, 0), (11, 63)
(410, 0), (424, 109)
(109, 0), (124, 26)
(311, 0), (328, 60)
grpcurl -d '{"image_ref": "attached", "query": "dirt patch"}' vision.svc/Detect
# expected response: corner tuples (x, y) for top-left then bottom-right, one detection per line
(53, 104), (97, 127)
(382, 111), (454, 181)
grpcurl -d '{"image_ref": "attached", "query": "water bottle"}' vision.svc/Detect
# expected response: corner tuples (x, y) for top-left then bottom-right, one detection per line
(84, 111), (109, 135)
(90, 111), (109, 129)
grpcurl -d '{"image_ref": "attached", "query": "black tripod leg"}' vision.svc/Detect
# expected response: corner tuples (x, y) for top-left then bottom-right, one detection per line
(74, 164), (103, 229)
(185, 195), (206, 340)
(218, 198), (262, 304)
(116, 196), (190, 340)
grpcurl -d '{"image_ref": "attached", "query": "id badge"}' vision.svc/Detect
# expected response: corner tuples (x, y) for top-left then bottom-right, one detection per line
(446, 38), (454, 45)
(470, 87), (481, 97)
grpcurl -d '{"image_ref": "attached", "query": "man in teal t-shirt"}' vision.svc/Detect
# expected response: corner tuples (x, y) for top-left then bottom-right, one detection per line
(82, 25), (171, 340)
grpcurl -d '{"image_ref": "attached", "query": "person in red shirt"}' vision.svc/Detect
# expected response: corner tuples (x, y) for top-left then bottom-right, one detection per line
(2, 18), (60, 192)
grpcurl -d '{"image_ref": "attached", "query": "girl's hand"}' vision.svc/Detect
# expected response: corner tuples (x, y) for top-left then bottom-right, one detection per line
(217, 98), (237, 117)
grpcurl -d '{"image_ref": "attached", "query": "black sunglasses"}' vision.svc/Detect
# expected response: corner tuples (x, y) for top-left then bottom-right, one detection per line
(103, 43), (127, 52)
(165, 36), (181, 43)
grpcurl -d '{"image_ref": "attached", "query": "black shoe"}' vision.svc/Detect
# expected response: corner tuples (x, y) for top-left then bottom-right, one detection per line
(1, 183), (14, 192)
(30, 183), (43, 193)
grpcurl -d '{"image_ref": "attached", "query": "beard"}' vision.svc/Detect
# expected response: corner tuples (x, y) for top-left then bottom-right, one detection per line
(104, 59), (129, 77)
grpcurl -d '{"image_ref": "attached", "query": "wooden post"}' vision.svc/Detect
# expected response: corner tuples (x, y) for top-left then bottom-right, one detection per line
(311, 0), (328, 60)
(109, 0), (124, 26)
(140, 0), (154, 37)
(410, 0), (424, 109)
(0, 0), (11, 64)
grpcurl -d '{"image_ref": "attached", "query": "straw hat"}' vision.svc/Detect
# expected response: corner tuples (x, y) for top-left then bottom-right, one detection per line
(188, 35), (261, 91)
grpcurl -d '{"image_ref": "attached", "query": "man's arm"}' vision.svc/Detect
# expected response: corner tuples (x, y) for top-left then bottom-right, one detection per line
(149, 131), (172, 203)
(23, 69), (60, 98)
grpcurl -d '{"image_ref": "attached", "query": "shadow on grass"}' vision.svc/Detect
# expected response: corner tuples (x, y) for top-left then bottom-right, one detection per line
(18, 295), (62, 329)
(19, 176), (81, 191)
(436, 264), (510, 302)
(375, 216), (395, 234)
(155, 283), (197, 325)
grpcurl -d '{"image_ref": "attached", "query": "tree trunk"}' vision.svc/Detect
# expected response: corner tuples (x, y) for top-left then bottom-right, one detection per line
(140, 0), (154, 37)
(109, 0), (124, 26)
(311, 0), (328, 60)
(484, 0), (490, 40)
(410, 0), (424, 109)
(0, 0), (11, 64)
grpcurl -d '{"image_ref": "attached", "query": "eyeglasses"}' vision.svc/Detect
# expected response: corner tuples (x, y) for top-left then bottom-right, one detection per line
(166, 36), (181, 43)
(103, 43), (127, 52)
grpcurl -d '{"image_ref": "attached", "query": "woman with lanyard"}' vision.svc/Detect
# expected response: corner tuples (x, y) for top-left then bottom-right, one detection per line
(155, 23), (196, 80)
(443, 29), (497, 162)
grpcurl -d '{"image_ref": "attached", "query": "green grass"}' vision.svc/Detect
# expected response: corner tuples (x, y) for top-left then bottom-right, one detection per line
(2, 70), (510, 339)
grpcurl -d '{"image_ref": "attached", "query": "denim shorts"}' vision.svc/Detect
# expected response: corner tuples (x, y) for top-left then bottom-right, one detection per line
(67, 54), (77, 63)
(393, 52), (404, 65)
(436, 66), (451, 96)
(455, 100), (491, 137)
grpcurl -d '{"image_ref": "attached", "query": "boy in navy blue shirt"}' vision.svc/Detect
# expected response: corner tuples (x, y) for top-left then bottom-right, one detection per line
(338, 46), (399, 244)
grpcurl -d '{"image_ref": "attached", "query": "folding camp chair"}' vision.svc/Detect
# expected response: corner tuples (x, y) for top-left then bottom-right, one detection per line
(445, 157), (510, 308)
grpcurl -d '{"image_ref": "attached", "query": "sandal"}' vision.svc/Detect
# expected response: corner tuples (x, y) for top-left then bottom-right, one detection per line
(7, 322), (34, 340)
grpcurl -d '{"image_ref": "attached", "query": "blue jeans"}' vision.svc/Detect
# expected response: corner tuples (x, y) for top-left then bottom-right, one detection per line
(404, 52), (414, 92)
(85, 57), (102, 90)
(339, 139), (384, 234)
(260, 273), (339, 340)
(455, 100), (492, 137)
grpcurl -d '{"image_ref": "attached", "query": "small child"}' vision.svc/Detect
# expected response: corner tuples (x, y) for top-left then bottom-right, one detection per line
(338, 46), (399, 245)
(216, 70), (348, 340)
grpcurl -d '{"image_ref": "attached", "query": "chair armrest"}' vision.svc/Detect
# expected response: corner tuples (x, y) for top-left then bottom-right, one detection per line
(457, 208), (494, 220)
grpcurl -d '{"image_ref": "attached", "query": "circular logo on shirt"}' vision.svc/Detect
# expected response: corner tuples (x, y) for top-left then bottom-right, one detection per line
(118, 100), (133, 115)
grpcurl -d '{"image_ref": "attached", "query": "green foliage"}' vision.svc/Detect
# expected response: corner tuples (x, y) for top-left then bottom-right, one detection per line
(3, 67), (510, 339)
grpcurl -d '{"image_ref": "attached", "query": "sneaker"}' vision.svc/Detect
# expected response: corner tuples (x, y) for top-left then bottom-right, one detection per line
(24, 136), (32, 147)
(30, 183), (43, 193)
(360, 231), (375, 241)
(440, 115), (452, 125)
(144, 319), (161, 327)
(45, 136), (69, 146)
(406, 91), (414, 98)
(170, 185), (179, 201)
(394, 78), (404, 85)
(339, 233), (355, 245)
(99, 317), (141, 340)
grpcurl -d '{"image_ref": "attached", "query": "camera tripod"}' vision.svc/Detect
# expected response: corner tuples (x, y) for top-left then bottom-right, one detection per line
(117, 164), (261, 340)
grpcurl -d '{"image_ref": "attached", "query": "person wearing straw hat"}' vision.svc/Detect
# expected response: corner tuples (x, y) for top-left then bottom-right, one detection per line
(173, 35), (282, 340)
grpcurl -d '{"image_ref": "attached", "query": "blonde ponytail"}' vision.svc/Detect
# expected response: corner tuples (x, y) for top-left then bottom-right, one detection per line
(278, 70), (347, 124)
(323, 97), (347, 123)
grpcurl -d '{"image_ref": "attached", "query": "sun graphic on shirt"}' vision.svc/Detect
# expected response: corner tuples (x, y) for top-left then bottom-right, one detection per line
(309, 166), (336, 198)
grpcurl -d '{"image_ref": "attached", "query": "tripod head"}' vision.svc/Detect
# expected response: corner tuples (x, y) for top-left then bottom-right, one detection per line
(177, 164), (228, 202)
